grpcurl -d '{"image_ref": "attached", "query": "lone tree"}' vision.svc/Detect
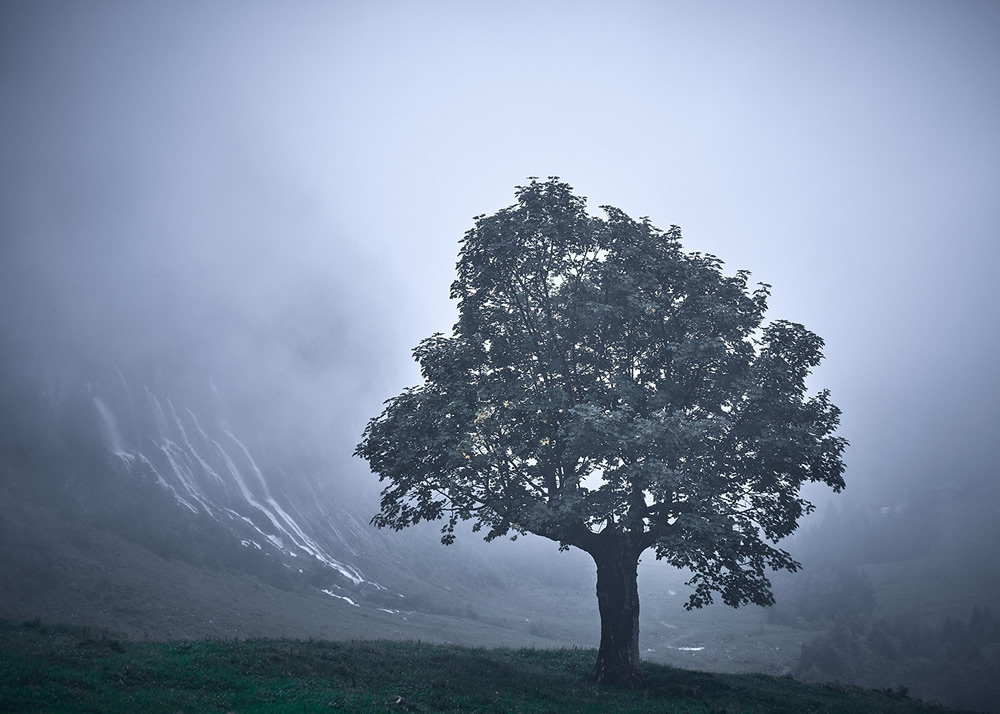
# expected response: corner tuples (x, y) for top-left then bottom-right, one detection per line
(356, 178), (846, 687)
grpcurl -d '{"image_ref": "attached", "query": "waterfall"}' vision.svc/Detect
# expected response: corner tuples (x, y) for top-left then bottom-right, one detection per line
(89, 376), (374, 589)
(92, 396), (128, 455)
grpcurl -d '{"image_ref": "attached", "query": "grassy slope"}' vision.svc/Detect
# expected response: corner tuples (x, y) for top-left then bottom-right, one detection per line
(3, 490), (997, 711)
(0, 619), (966, 714)
(0, 499), (811, 677)
(0, 499), (585, 648)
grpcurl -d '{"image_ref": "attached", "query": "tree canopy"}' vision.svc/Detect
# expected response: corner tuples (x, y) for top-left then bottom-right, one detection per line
(356, 177), (847, 685)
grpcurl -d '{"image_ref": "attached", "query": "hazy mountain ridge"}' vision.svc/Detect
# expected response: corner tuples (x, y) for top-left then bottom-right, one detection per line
(0, 362), (384, 603)
(0, 360), (600, 646)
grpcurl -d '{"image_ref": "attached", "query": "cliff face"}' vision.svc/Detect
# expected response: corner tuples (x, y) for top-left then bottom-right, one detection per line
(0, 361), (384, 606)
(0, 361), (605, 650)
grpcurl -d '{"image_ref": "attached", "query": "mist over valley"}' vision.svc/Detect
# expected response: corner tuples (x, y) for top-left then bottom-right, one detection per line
(2, 2), (999, 711)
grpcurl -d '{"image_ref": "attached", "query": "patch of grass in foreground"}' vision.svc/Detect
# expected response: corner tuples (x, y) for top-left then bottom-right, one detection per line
(0, 618), (967, 713)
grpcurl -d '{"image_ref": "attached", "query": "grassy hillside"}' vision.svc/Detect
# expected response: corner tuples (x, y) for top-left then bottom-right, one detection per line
(0, 493), (810, 676)
(2, 463), (997, 711)
(0, 619), (968, 713)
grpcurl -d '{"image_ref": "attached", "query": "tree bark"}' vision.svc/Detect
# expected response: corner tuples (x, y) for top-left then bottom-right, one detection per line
(588, 533), (642, 688)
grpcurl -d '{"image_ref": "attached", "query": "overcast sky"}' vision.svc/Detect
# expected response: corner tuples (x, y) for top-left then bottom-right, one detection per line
(2, 0), (998, 505)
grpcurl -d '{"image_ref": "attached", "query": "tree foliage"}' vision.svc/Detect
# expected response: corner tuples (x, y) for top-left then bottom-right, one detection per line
(357, 177), (846, 617)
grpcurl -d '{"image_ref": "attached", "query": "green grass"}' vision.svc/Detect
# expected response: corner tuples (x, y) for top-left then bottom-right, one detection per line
(0, 619), (967, 713)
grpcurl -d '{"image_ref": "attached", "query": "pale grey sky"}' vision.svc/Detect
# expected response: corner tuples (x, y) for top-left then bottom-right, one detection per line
(2, 0), (998, 503)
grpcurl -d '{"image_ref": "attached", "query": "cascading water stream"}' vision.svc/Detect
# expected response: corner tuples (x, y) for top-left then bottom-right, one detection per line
(90, 377), (376, 590)
(92, 396), (129, 456)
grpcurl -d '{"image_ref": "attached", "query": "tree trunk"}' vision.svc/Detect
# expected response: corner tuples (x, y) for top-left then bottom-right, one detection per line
(588, 534), (642, 688)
